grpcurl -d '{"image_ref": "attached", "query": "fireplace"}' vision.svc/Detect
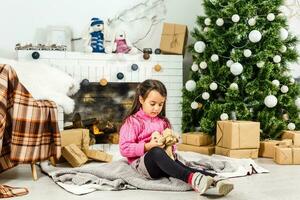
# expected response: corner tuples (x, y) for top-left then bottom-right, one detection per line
(17, 50), (183, 133)
(64, 82), (138, 141)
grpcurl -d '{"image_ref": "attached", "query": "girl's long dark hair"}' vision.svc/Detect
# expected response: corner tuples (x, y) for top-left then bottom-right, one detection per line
(123, 79), (171, 128)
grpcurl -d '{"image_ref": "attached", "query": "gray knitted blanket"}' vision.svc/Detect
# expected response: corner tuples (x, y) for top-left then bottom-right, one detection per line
(41, 159), (192, 194)
(41, 153), (268, 195)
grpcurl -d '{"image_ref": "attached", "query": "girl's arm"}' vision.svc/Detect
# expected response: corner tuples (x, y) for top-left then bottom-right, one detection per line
(119, 118), (145, 158)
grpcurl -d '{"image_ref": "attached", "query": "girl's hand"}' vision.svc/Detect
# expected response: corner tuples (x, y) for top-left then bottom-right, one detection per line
(144, 140), (165, 152)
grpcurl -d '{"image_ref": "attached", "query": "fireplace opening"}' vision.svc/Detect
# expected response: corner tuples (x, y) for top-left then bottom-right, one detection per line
(64, 81), (138, 143)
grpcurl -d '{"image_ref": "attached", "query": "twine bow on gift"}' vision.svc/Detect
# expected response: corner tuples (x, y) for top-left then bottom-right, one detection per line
(170, 26), (179, 48)
(162, 24), (186, 49)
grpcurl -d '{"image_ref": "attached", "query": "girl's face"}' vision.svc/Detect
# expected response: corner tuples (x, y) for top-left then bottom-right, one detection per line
(139, 90), (166, 117)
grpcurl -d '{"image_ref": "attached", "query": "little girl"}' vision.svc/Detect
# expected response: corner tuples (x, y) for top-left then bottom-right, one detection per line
(119, 79), (233, 196)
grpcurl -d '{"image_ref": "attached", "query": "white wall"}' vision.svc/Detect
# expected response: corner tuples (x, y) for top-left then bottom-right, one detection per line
(0, 0), (202, 59)
(1, 0), (299, 79)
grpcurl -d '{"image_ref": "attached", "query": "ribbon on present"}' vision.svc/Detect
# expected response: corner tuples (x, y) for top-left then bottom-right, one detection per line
(161, 24), (186, 49)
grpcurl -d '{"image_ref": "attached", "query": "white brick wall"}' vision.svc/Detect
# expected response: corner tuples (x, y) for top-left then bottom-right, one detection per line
(17, 50), (183, 132)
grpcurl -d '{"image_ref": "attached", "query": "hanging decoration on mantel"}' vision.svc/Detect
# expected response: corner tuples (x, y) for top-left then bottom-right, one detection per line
(99, 78), (108, 86)
(106, 0), (166, 47)
(154, 64), (162, 72)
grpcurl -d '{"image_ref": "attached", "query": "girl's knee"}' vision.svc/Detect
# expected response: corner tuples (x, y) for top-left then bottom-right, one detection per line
(148, 147), (165, 157)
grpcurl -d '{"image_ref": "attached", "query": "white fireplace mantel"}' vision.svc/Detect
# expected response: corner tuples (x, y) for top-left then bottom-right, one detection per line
(17, 50), (183, 133)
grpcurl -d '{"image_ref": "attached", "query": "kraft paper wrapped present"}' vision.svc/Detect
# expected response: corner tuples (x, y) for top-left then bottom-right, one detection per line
(160, 22), (188, 55)
(84, 149), (113, 163)
(60, 128), (90, 151)
(216, 121), (260, 149)
(177, 143), (215, 155)
(281, 130), (300, 146)
(181, 132), (212, 146)
(274, 145), (300, 165)
(215, 146), (258, 159)
(259, 139), (293, 158)
(62, 144), (88, 167)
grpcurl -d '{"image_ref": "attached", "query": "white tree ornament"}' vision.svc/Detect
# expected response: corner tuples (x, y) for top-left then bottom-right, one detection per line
(267, 13), (275, 21)
(230, 83), (239, 90)
(256, 61), (265, 68)
(230, 62), (243, 76)
(191, 63), (199, 72)
(220, 113), (229, 120)
(191, 101), (199, 109)
(209, 82), (218, 90)
(272, 79), (280, 87)
(290, 78), (295, 84)
(249, 30), (262, 43)
(202, 92), (210, 100)
(281, 85), (289, 93)
(211, 54), (219, 62)
(185, 80), (196, 91)
(226, 60), (234, 67)
(248, 18), (256, 26)
(280, 45), (287, 53)
(288, 122), (296, 130)
(216, 18), (224, 26)
(232, 14), (240, 22)
(200, 61), (208, 69)
(280, 28), (288, 40)
(203, 27), (209, 32)
(273, 55), (281, 63)
(194, 41), (206, 53)
(243, 49), (252, 57)
(295, 97), (300, 108)
(204, 18), (211, 26)
(264, 95), (278, 108)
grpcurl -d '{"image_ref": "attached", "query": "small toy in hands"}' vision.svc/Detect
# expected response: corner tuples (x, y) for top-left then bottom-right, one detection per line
(88, 17), (105, 53)
(151, 128), (179, 160)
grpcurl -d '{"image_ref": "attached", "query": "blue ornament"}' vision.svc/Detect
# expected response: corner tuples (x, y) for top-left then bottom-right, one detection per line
(131, 64), (139, 71)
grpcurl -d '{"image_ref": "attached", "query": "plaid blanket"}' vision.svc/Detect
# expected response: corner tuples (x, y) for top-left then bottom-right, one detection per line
(0, 64), (61, 172)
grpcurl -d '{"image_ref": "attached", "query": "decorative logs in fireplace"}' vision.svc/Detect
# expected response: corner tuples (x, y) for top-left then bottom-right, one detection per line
(64, 112), (119, 144)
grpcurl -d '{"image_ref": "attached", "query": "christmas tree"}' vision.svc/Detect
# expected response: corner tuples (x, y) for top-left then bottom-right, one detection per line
(182, 0), (300, 140)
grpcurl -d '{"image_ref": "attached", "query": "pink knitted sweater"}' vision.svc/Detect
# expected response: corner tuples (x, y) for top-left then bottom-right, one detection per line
(119, 108), (170, 163)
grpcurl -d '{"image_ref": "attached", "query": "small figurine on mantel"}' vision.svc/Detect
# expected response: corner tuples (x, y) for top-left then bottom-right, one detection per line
(84, 17), (105, 53)
(106, 30), (138, 54)
(114, 30), (131, 53)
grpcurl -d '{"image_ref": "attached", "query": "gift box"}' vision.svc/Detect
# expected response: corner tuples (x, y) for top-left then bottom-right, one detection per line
(274, 145), (300, 165)
(62, 144), (88, 167)
(281, 131), (300, 146)
(84, 149), (113, 162)
(108, 133), (119, 144)
(215, 146), (258, 159)
(259, 139), (293, 158)
(216, 121), (260, 149)
(177, 144), (215, 155)
(160, 22), (188, 55)
(60, 128), (90, 151)
(181, 132), (212, 146)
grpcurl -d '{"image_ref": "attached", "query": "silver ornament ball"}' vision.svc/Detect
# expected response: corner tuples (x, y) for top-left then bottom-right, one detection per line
(185, 80), (196, 91)
(230, 62), (243, 76)
(249, 30), (262, 43)
(199, 61), (208, 69)
(264, 95), (278, 108)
